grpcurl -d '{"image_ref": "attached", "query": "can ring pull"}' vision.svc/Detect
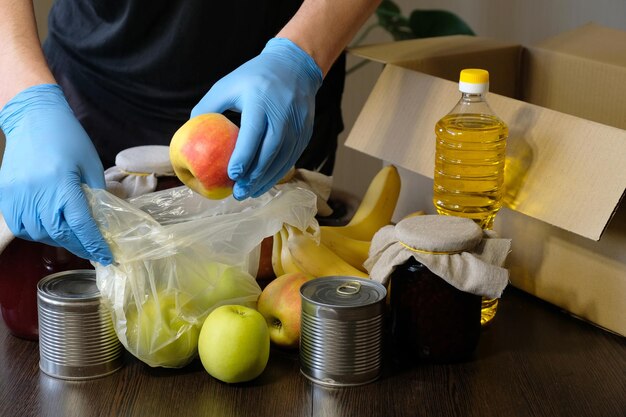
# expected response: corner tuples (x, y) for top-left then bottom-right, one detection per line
(336, 281), (361, 296)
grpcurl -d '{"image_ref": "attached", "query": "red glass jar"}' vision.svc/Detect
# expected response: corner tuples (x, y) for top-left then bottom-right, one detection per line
(0, 239), (92, 340)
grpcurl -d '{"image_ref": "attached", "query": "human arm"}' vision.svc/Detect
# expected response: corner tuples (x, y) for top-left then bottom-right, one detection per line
(0, 0), (113, 264)
(192, 0), (382, 200)
(276, 0), (382, 77)
(0, 0), (55, 105)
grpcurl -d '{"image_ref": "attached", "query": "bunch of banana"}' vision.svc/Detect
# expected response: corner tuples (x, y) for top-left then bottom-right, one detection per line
(271, 165), (402, 279)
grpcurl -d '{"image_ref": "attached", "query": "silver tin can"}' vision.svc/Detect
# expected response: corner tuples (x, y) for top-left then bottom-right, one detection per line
(37, 270), (124, 380)
(299, 276), (387, 387)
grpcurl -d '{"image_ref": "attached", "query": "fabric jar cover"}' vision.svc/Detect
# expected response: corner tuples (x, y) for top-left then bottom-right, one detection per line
(104, 145), (174, 199)
(364, 215), (512, 299)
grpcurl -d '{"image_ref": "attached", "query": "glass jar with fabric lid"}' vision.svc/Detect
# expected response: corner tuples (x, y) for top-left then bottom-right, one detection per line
(104, 145), (181, 199)
(364, 215), (511, 363)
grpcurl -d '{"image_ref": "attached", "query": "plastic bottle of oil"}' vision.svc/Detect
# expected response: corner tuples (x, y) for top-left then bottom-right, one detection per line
(433, 68), (508, 325)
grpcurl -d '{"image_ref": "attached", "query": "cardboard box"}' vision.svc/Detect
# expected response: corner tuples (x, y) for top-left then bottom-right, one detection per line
(345, 23), (626, 335)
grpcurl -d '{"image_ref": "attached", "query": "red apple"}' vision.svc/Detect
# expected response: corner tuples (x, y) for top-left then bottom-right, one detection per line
(169, 113), (238, 200)
(256, 271), (312, 349)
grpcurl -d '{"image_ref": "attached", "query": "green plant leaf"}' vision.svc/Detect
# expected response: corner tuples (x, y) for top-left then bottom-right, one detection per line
(375, 0), (403, 28)
(347, 3), (476, 75)
(375, 0), (413, 41)
(408, 10), (475, 38)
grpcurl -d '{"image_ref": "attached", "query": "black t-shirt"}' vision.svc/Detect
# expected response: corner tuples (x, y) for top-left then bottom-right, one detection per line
(43, 0), (345, 172)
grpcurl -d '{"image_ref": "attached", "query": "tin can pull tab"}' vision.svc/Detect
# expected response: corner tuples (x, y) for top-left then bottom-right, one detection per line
(336, 281), (361, 296)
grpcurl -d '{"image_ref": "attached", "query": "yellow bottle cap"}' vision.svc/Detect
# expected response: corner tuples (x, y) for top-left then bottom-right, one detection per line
(459, 69), (490, 84)
(459, 69), (489, 94)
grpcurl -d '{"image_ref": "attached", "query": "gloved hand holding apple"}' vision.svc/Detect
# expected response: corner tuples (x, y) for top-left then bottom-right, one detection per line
(170, 37), (323, 201)
(169, 112), (305, 201)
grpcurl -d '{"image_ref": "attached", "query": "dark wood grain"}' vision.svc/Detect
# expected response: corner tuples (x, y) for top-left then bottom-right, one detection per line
(309, 290), (626, 417)
(1, 287), (624, 417)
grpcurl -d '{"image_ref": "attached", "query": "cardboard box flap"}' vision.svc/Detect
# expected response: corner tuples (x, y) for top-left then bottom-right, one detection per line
(350, 35), (518, 64)
(350, 36), (522, 98)
(345, 65), (626, 240)
(534, 23), (626, 67)
(523, 24), (626, 130)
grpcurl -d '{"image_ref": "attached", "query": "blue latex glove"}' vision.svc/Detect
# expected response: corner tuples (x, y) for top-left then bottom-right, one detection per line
(0, 84), (113, 265)
(191, 38), (323, 199)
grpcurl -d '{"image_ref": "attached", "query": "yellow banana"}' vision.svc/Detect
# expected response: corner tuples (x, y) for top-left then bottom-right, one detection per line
(279, 226), (308, 275)
(400, 210), (425, 221)
(333, 164), (401, 241)
(319, 226), (371, 273)
(271, 230), (285, 277)
(284, 226), (369, 279)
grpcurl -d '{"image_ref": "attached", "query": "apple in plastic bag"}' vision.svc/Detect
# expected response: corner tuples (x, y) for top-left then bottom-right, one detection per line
(178, 261), (262, 319)
(124, 292), (200, 368)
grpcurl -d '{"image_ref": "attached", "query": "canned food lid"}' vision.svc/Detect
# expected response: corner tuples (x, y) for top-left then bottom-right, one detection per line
(37, 270), (100, 303)
(300, 277), (386, 308)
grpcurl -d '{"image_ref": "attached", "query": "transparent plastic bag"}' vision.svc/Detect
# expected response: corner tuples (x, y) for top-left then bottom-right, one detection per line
(85, 185), (318, 368)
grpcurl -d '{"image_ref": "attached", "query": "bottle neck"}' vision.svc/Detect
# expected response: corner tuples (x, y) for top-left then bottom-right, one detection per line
(460, 92), (486, 102)
(450, 91), (494, 116)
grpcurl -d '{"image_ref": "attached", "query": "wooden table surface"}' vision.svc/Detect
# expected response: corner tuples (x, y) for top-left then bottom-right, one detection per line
(1, 287), (624, 417)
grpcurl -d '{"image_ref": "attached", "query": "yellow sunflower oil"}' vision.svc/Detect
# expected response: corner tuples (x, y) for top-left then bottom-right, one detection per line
(433, 69), (508, 325)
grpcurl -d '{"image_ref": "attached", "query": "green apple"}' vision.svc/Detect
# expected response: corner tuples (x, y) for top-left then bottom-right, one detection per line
(257, 272), (312, 349)
(124, 292), (200, 368)
(198, 305), (270, 383)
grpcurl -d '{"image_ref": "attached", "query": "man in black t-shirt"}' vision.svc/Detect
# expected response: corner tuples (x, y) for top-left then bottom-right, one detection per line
(0, 0), (381, 266)
(43, 0), (348, 174)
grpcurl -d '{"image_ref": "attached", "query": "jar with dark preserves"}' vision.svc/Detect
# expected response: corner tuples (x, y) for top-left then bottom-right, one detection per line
(389, 257), (481, 363)
(364, 214), (512, 365)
